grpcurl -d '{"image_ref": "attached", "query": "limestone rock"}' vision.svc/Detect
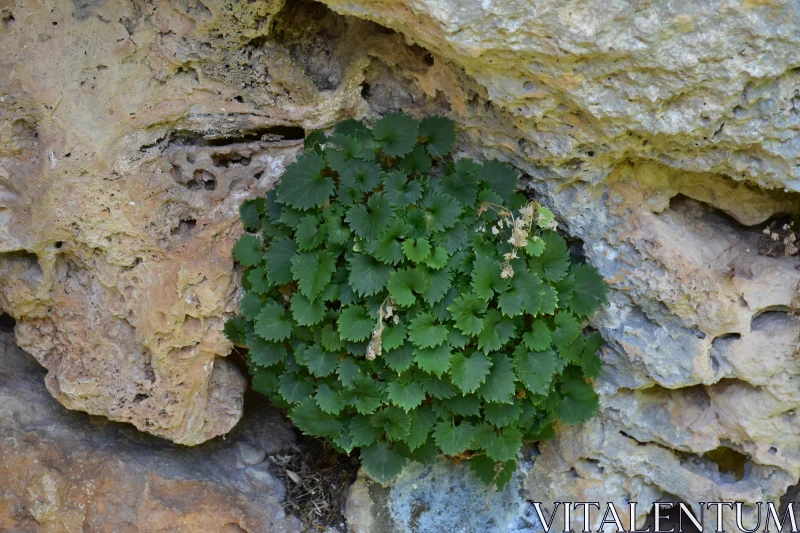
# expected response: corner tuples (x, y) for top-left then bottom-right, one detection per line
(2, 0), (800, 529)
(0, 330), (300, 532)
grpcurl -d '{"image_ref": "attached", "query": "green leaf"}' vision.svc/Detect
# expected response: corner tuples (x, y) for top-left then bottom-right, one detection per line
(279, 373), (315, 403)
(361, 441), (407, 484)
(345, 193), (394, 240)
(469, 455), (516, 491)
(372, 112), (419, 157)
(291, 250), (336, 300)
(558, 379), (599, 424)
(326, 134), (361, 172)
(424, 246), (449, 270)
(471, 256), (510, 301)
(337, 356), (364, 387)
(232, 234), (263, 267)
(497, 270), (542, 317)
(315, 383), (346, 414)
(414, 344), (452, 377)
(478, 160), (519, 202)
(407, 312), (448, 349)
(338, 304), (375, 342)
(483, 402), (522, 427)
(484, 427), (523, 462)
(334, 119), (370, 138)
(246, 265), (271, 295)
(382, 324), (407, 352)
(384, 342), (415, 372)
(240, 292), (264, 320)
(321, 323), (345, 352)
(347, 253), (394, 297)
(424, 190), (462, 231)
(477, 310), (516, 353)
(388, 268), (428, 307)
(580, 332), (604, 379)
(264, 236), (296, 286)
(523, 321), (552, 350)
(402, 237), (431, 263)
(365, 220), (406, 265)
(371, 406), (411, 441)
(513, 347), (558, 396)
(528, 231), (570, 282)
(277, 151), (334, 210)
(421, 375), (459, 399)
(349, 375), (384, 415)
(350, 415), (382, 447)
(525, 237), (546, 257)
(407, 406), (437, 451)
(340, 160), (382, 192)
(442, 158), (479, 205)
(295, 214), (324, 250)
(246, 333), (286, 367)
(419, 115), (456, 157)
(399, 143), (432, 174)
(552, 312), (580, 348)
(567, 263), (607, 317)
(448, 294), (487, 336)
(290, 398), (343, 438)
(290, 292), (326, 326)
(432, 420), (475, 455)
(239, 198), (264, 230)
(304, 129), (327, 152)
(383, 170), (423, 207)
(477, 353), (517, 403)
(254, 302), (293, 342)
(421, 267), (453, 306)
(387, 380), (426, 411)
(449, 351), (493, 394)
(252, 369), (279, 397)
(223, 316), (248, 345)
(299, 344), (339, 377)
(442, 394), (482, 417)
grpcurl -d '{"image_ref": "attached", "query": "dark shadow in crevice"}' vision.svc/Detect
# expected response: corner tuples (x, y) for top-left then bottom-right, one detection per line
(0, 313), (15, 333)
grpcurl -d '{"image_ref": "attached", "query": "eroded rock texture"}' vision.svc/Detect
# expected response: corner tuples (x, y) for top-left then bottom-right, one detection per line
(0, 330), (300, 532)
(2, 0), (800, 529)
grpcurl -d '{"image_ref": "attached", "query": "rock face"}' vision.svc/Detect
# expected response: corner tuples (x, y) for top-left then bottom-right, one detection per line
(2, 0), (800, 529)
(0, 329), (300, 532)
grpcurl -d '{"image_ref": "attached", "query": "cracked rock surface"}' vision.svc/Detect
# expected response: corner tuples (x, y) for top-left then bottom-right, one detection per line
(1, 0), (800, 530)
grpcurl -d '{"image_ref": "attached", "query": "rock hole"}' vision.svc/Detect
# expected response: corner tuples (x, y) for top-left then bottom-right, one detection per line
(523, 81), (534, 91)
(360, 82), (371, 99)
(234, 95), (244, 103)
(2, 11), (14, 26)
(751, 310), (792, 332)
(586, 150), (595, 157)
(171, 218), (197, 236)
(54, 241), (63, 249)
(132, 393), (149, 404)
(190, 169), (216, 191)
(423, 53), (434, 66)
(0, 313), (16, 333)
(703, 446), (748, 481)
(769, 446), (778, 455)
(254, 171), (264, 180)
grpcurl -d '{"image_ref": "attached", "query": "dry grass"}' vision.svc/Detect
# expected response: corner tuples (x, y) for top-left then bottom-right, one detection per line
(269, 436), (360, 531)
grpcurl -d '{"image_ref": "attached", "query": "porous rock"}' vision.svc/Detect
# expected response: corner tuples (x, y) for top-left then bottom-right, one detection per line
(2, 0), (800, 530)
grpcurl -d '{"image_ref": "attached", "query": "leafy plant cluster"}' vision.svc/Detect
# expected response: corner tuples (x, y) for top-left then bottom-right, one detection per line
(225, 113), (608, 489)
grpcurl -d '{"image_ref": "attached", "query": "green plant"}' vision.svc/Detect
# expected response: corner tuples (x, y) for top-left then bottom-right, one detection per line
(225, 114), (607, 489)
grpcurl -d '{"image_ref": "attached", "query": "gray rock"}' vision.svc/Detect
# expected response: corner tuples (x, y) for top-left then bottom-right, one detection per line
(0, 331), (300, 532)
